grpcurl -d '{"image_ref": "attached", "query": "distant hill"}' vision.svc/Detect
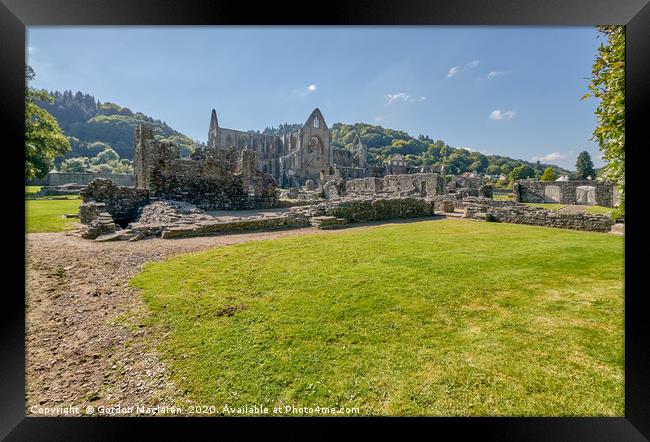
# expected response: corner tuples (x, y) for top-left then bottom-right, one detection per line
(330, 123), (571, 177)
(40, 90), (570, 178)
(37, 90), (202, 164)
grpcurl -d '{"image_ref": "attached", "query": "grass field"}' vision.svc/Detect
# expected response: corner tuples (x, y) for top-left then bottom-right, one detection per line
(26, 199), (81, 233)
(131, 218), (624, 416)
(586, 205), (615, 216)
(493, 194), (513, 201)
(25, 185), (42, 198)
(25, 185), (81, 233)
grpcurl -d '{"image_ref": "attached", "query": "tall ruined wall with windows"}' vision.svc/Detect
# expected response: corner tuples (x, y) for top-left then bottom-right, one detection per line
(206, 107), (369, 186)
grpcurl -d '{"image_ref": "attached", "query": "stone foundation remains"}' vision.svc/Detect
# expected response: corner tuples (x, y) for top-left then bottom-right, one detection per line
(463, 198), (614, 232)
(289, 196), (435, 225)
(345, 173), (445, 198)
(80, 179), (150, 226)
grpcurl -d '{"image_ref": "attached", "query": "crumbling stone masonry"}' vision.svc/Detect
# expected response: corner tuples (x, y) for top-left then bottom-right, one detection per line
(290, 196), (435, 225)
(123, 196), (437, 240)
(80, 179), (150, 226)
(77, 201), (118, 239)
(513, 179), (615, 207)
(134, 124), (277, 210)
(206, 108), (369, 186)
(345, 173), (445, 198)
(463, 198), (614, 232)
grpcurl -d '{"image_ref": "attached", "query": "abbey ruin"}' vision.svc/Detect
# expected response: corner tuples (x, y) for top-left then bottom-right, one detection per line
(203, 108), (368, 186)
(74, 107), (621, 240)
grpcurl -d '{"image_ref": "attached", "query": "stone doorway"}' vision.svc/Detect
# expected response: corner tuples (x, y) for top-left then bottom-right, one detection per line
(544, 185), (561, 203)
(576, 186), (596, 205)
(420, 181), (428, 197)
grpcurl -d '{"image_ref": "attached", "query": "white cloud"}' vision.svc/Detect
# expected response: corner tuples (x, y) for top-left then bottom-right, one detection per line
(386, 92), (426, 104)
(28, 46), (35, 54)
(447, 60), (479, 78)
(447, 66), (461, 78)
(532, 152), (568, 162)
(487, 70), (506, 79)
(489, 109), (516, 120)
(296, 84), (318, 96)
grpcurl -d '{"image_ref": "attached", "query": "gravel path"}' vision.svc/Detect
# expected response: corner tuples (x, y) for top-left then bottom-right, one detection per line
(25, 227), (327, 416)
(558, 204), (588, 214)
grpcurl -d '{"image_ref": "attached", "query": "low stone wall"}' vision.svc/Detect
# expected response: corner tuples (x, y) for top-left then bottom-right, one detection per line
(46, 172), (135, 187)
(160, 215), (304, 239)
(34, 183), (86, 196)
(80, 179), (150, 224)
(514, 179), (614, 207)
(291, 197), (435, 224)
(464, 200), (614, 232)
(346, 173), (444, 198)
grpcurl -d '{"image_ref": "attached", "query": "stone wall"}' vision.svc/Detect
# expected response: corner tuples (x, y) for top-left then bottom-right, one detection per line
(514, 179), (614, 207)
(134, 124), (277, 210)
(32, 172), (135, 187)
(464, 199), (614, 232)
(346, 173), (444, 198)
(80, 179), (150, 225)
(290, 196), (435, 224)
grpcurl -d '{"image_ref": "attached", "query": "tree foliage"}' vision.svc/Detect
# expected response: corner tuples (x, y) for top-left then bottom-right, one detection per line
(36, 90), (201, 161)
(583, 25), (625, 217)
(508, 164), (536, 182)
(540, 166), (558, 182)
(25, 67), (71, 179)
(329, 122), (568, 177)
(58, 145), (133, 174)
(575, 151), (596, 179)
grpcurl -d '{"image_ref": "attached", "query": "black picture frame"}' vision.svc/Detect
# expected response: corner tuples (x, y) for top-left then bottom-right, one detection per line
(2, 0), (648, 439)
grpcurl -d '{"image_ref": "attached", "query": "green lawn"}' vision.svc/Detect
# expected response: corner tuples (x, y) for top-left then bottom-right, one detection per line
(25, 185), (42, 198)
(493, 194), (513, 201)
(586, 205), (615, 216)
(26, 198), (81, 233)
(130, 219), (624, 416)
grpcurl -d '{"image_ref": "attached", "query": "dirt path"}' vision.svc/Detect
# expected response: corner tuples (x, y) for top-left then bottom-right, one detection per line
(25, 226), (333, 415)
(558, 204), (588, 214)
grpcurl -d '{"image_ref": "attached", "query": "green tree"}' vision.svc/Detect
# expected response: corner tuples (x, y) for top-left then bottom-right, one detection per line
(25, 67), (71, 179)
(59, 157), (90, 173)
(95, 147), (120, 164)
(500, 163), (513, 176)
(540, 166), (558, 182)
(508, 164), (535, 182)
(575, 151), (596, 179)
(583, 25), (625, 217)
(486, 164), (500, 175)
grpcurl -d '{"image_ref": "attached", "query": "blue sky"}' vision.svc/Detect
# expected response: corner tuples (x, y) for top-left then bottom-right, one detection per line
(27, 26), (604, 169)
